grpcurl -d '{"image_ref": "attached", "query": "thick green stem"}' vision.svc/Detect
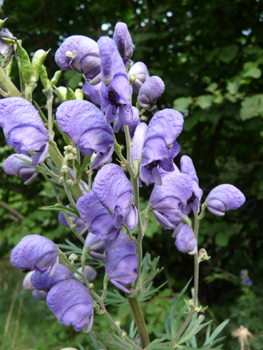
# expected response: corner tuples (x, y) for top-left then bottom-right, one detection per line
(0, 67), (22, 97)
(127, 297), (150, 348)
(173, 213), (200, 344)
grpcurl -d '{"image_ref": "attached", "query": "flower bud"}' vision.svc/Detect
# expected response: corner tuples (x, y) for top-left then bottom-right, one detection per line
(30, 49), (50, 83)
(3, 154), (38, 185)
(128, 62), (150, 93)
(0, 27), (13, 68)
(84, 232), (105, 260)
(205, 184), (246, 216)
(138, 76), (165, 110)
(113, 22), (133, 67)
(172, 223), (197, 255)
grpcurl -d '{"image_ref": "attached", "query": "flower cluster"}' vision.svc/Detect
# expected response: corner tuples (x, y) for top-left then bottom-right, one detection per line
(1, 20), (246, 339)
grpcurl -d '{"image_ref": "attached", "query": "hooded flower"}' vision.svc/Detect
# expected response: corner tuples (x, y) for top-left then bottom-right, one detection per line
(56, 100), (114, 168)
(47, 279), (94, 333)
(92, 164), (133, 228)
(84, 232), (105, 260)
(205, 184), (246, 216)
(10, 235), (59, 276)
(0, 98), (49, 165)
(128, 62), (150, 93)
(113, 22), (133, 67)
(55, 35), (101, 80)
(140, 109), (184, 185)
(30, 264), (74, 292)
(113, 106), (140, 137)
(77, 191), (121, 243)
(180, 155), (203, 214)
(172, 223), (197, 255)
(3, 154), (38, 185)
(149, 172), (194, 229)
(105, 234), (138, 293)
(138, 76), (165, 110)
(98, 36), (133, 125)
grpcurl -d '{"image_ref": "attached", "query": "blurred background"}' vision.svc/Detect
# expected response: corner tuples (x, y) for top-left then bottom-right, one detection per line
(1, 0), (263, 349)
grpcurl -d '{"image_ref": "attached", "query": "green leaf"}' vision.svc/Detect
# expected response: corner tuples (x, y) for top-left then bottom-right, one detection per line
(203, 319), (229, 346)
(243, 67), (262, 79)
(206, 83), (218, 92)
(215, 232), (229, 247)
(173, 97), (192, 111)
(164, 279), (192, 337)
(39, 204), (80, 217)
(196, 95), (213, 109)
(219, 45), (238, 63)
(240, 94), (263, 120)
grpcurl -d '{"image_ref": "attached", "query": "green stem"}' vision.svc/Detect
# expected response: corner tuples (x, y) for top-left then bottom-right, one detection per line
(0, 67), (22, 97)
(127, 297), (150, 348)
(173, 213), (200, 344)
(43, 87), (54, 139)
(124, 125), (149, 348)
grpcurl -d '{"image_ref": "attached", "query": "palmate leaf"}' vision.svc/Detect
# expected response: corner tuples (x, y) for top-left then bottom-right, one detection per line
(176, 314), (212, 345)
(103, 289), (128, 306)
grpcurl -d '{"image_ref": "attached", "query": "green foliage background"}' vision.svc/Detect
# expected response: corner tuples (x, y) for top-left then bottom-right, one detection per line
(1, 0), (263, 349)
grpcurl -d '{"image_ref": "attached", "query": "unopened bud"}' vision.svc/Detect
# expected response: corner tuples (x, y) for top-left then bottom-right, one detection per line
(61, 165), (68, 173)
(69, 253), (78, 263)
(67, 179), (74, 186)
(122, 332), (127, 338)
(198, 248), (210, 263)
(59, 177), (63, 184)
(89, 283), (94, 289)
(115, 320), (121, 327)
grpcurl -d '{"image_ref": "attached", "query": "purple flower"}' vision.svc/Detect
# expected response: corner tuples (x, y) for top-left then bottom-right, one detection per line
(149, 172), (194, 229)
(113, 22), (133, 67)
(98, 36), (133, 125)
(30, 264), (74, 292)
(55, 35), (101, 80)
(138, 76), (165, 110)
(77, 191), (121, 243)
(140, 109), (184, 185)
(47, 279), (94, 332)
(0, 98), (49, 165)
(82, 81), (102, 105)
(172, 223), (197, 255)
(180, 156), (203, 214)
(206, 184), (246, 216)
(131, 122), (148, 164)
(10, 235), (59, 276)
(128, 62), (150, 93)
(113, 106), (140, 138)
(56, 100), (114, 168)
(32, 290), (48, 301)
(84, 232), (105, 260)
(240, 270), (252, 286)
(3, 154), (38, 185)
(58, 209), (87, 234)
(105, 234), (138, 293)
(92, 164), (133, 228)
